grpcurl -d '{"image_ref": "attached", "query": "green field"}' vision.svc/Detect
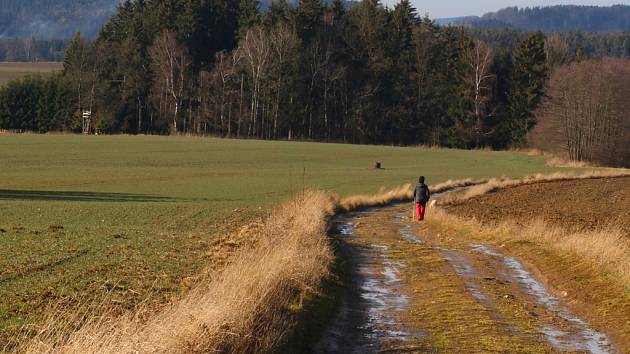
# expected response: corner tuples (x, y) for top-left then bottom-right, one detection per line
(0, 62), (63, 86)
(0, 134), (568, 343)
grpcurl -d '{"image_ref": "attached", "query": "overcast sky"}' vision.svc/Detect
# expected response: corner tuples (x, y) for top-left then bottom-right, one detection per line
(383, 1), (630, 18)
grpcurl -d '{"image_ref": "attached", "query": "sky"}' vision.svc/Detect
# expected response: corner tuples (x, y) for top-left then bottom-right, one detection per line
(386, 1), (630, 18)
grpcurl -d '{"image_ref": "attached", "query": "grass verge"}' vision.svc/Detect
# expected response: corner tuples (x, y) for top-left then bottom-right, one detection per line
(425, 207), (630, 349)
(437, 170), (630, 205)
(15, 190), (335, 353)
(12, 177), (483, 353)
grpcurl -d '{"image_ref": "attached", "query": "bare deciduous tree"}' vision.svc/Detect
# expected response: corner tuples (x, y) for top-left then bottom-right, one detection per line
(305, 37), (331, 139)
(545, 33), (571, 72)
(149, 30), (192, 134)
(239, 26), (272, 138)
(464, 39), (495, 132)
(270, 23), (298, 139)
(534, 58), (630, 166)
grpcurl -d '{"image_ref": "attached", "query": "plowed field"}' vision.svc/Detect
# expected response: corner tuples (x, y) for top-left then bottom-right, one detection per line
(445, 177), (630, 234)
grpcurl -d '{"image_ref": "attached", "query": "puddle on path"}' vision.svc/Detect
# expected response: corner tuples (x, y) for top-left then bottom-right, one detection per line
(322, 206), (616, 354)
(319, 214), (420, 353)
(394, 213), (423, 244)
(471, 244), (613, 354)
(358, 245), (411, 344)
(395, 213), (495, 309)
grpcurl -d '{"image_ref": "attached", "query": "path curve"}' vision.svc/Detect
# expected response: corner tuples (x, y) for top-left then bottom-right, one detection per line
(316, 202), (616, 353)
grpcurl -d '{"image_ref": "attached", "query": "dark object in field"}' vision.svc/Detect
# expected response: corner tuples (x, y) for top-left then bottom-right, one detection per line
(0, 228), (6, 233)
(373, 161), (382, 169)
(48, 224), (64, 232)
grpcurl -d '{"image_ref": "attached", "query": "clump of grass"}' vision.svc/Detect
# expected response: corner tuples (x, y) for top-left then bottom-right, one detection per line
(335, 184), (414, 212)
(438, 170), (630, 205)
(335, 178), (485, 212)
(15, 191), (335, 354)
(427, 207), (630, 288)
(545, 156), (598, 168)
(515, 220), (630, 285)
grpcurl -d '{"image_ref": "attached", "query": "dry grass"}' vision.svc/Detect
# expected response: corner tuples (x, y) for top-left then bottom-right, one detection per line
(545, 155), (602, 168)
(438, 170), (630, 205)
(335, 184), (414, 212)
(335, 178), (485, 212)
(14, 191), (335, 354)
(15, 170), (630, 353)
(426, 207), (630, 288)
(507, 147), (615, 168)
(11, 178), (487, 353)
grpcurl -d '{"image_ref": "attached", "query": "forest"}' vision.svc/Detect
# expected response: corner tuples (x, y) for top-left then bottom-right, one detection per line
(0, 0), (549, 150)
(462, 5), (630, 33)
(0, 0), (628, 165)
(0, 38), (68, 62)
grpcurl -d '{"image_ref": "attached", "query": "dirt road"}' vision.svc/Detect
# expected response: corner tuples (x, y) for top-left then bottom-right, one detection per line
(316, 203), (616, 353)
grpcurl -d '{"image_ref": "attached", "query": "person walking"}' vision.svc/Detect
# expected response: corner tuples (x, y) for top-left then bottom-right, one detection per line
(413, 176), (431, 221)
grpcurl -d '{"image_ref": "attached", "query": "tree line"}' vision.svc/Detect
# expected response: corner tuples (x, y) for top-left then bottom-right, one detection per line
(531, 58), (630, 167)
(469, 29), (630, 63)
(468, 5), (630, 33)
(0, 0), (554, 150)
(0, 38), (68, 62)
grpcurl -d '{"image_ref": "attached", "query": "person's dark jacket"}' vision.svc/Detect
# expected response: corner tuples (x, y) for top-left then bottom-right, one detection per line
(413, 183), (431, 205)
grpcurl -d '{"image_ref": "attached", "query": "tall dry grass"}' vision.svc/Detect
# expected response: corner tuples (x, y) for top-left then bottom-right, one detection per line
(438, 170), (630, 205)
(14, 171), (630, 353)
(11, 178), (485, 353)
(427, 207), (630, 287)
(335, 178), (485, 212)
(15, 191), (335, 354)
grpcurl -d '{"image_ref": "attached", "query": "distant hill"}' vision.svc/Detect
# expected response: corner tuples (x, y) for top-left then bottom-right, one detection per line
(4, 2), (628, 41)
(434, 16), (478, 26)
(0, 0), (358, 40)
(0, 0), (120, 39)
(449, 5), (630, 33)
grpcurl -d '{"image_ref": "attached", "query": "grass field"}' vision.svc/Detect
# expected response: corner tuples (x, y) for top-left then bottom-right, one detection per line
(0, 62), (63, 86)
(0, 134), (572, 344)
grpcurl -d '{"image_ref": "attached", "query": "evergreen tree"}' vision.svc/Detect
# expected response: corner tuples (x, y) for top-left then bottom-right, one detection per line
(237, 0), (260, 42)
(296, 0), (324, 44)
(389, 0), (418, 144)
(504, 32), (547, 146)
(391, 0), (417, 54)
(265, 0), (294, 27)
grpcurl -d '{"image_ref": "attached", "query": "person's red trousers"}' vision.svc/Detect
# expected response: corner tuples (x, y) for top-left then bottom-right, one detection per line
(415, 203), (426, 221)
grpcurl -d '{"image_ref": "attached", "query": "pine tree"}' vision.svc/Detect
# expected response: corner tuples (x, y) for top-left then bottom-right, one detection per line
(296, 0), (324, 44)
(63, 32), (88, 117)
(237, 0), (260, 42)
(389, 0), (418, 144)
(265, 0), (294, 27)
(391, 0), (417, 54)
(505, 32), (548, 146)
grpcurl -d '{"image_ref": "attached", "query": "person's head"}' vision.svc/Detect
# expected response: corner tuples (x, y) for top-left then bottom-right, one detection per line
(419, 176), (425, 184)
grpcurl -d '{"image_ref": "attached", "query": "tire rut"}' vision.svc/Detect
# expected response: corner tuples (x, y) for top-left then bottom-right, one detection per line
(317, 204), (617, 353)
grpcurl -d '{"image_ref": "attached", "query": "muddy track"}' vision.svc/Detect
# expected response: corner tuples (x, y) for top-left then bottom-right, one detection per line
(316, 204), (617, 353)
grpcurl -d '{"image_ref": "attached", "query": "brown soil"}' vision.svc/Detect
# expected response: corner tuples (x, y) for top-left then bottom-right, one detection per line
(444, 177), (630, 234)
